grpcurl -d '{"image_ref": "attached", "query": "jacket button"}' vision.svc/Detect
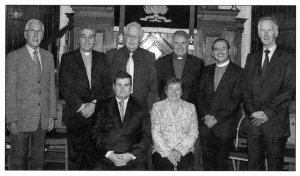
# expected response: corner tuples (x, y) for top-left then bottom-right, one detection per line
(38, 103), (40, 106)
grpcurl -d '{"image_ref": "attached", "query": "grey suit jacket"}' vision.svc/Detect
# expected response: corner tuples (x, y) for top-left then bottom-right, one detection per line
(6, 46), (56, 132)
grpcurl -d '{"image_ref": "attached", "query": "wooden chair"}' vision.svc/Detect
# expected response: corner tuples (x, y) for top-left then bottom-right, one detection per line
(45, 100), (68, 170)
(229, 115), (268, 171)
(229, 115), (248, 171)
(5, 130), (11, 170)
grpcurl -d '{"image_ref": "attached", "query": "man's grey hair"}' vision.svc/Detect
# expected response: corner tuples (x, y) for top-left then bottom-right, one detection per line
(25, 19), (44, 33)
(78, 25), (96, 38)
(257, 16), (279, 32)
(124, 22), (144, 40)
(172, 30), (188, 44)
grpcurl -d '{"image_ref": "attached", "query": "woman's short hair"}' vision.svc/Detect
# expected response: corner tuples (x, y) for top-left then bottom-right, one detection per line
(164, 78), (184, 92)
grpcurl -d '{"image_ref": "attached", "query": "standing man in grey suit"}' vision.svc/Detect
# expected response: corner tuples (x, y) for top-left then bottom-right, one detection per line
(198, 39), (243, 170)
(6, 19), (56, 170)
(106, 21), (158, 109)
(59, 25), (111, 170)
(243, 16), (295, 171)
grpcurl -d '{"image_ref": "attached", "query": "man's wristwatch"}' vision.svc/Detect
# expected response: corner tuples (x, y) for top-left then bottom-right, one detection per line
(92, 99), (97, 104)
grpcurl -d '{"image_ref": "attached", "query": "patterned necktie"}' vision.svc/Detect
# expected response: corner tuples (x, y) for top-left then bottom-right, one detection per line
(119, 101), (125, 122)
(126, 52), (134, 91)
(261, 50), (270, 76)
(33, 50), (42, 78)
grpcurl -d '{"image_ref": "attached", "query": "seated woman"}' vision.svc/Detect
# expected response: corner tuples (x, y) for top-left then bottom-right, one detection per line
(151, 78), (199, 171)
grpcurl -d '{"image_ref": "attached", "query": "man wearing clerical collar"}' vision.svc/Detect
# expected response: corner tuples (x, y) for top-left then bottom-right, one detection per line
(59, 25), (111, 170)
(198, 38), (243, 171)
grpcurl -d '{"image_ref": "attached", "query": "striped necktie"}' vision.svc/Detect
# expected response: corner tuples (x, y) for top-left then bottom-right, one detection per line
(119, 101), (125, 122)
(33, 50), (42, 78)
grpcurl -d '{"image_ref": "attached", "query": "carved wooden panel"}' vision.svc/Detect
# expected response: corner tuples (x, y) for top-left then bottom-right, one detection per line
(140, 33), (173, 59)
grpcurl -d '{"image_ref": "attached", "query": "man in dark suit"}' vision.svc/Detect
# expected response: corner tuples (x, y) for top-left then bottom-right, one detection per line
(156, 30), (204, 105)
(93, 71), (152, 170)
(106, 21), (158, 109)
(243, 17), (295, 171)
(198, 39), (243, 170)
(59, 25), (111, 170)
(6, 19), (56, 170)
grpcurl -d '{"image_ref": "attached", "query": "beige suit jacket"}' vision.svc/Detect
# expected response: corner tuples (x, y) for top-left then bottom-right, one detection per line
(6, 46), (56, 132)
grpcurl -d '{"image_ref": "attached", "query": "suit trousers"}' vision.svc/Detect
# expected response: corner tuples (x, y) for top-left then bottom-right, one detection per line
(200, 131), (234, 171)
(152, 151), (194, 171)
(248, 134), (287, 171)
(67, 117), (94, 170)
(9, 125), (46, 170)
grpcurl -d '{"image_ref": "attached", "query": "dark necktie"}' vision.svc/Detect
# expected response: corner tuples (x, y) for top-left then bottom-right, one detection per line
(261, 50), (270, 76)
(33, 50), (42, 78)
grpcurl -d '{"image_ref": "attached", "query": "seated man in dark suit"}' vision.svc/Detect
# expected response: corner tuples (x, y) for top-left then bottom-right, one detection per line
(93, 71), (152, 170)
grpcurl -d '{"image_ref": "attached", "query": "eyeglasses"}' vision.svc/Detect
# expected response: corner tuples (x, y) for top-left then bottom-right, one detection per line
(213, 48), (228, 52)
(26, 30), (43, 35)
(126, 34), (139, 41)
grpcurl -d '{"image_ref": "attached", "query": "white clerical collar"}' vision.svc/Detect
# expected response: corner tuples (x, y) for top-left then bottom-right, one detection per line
(216, 59), (230, 67)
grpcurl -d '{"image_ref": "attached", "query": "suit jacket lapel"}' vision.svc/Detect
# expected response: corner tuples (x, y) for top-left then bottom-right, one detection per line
(267, 49), (280, 72)
(22, 46), (40, 80)
(91, 50), (98, 89)
(208, 64), (216, 94)
(167, 54), (176, 78)
(181, 54), (193, 81)
(122, 96), (134, 127)
(74, 49), (90, 87)
(119, 46), (130, 69)
(108, 98), (122, 128)
(39, 49), (47, 79)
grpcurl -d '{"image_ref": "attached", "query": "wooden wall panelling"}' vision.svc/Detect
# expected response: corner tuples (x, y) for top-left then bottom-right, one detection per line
(251, 6), (296, 54)
(197, 9), (246, 66)
(6, 5), (60, 55)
